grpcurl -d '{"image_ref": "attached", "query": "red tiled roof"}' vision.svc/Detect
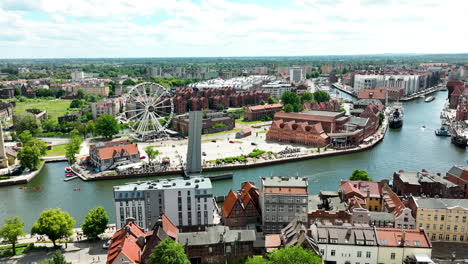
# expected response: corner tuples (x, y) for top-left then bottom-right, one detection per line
(161, 215), (179, 239)
(358, 89), (387, 100)
(98, 144), (139, 160)
(340, 180), (382, 198)
(376, 228), (430, 248)
(107, 222), (145, 264)
(221, 190), (239, 217)
(247, 103), (283, 111)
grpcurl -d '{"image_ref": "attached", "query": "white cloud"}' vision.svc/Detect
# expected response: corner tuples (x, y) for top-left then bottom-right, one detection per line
(0, 0), (467, 58)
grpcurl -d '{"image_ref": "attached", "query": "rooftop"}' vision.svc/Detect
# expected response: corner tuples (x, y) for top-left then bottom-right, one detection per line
(412, 197), (468, 210)
(177, 226), (256, 246)
(311, 223), (377, 246)
(395, 170), (457, 187)
(114, 177), (212, 193)
(261, 176), (308, 188)
(375, 228), (430, 248)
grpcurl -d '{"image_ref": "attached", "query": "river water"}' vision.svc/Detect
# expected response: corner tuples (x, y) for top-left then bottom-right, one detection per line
(0, 90), (465, 230)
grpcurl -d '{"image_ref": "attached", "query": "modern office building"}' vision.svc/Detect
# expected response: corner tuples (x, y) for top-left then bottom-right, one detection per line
(261, 80), (293, 97)
(259, 176), (308, 234)
(289, 67), (304, 83)
(113, 177), (214, 230)
(408, 197), (468, 242)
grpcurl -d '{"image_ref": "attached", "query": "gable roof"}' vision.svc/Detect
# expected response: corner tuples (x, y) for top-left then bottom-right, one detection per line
(340, 181), (382, 198)
(98, 144), (139, 160)
(376, 228), (430, 248)
(221, 190), (240, 218)
(107, 221), (145, 264)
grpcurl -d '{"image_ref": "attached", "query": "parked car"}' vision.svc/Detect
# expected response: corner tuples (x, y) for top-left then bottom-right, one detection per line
(211, 140), (217, 143)
(251, 142), (257, 146)
(229, 141), (235, 143)
(202, 152), (207, 156)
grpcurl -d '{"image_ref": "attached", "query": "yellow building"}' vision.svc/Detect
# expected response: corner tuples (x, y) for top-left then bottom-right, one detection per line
(340, 180), (384, 212)
(376, 228), (432, 264)
(409, 197), (468, 242)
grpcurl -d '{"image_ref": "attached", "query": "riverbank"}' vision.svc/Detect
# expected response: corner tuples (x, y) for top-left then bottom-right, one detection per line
(400, 86), (444, 101)
(0, 162), (46, 187)
(80, 120), (388, 182)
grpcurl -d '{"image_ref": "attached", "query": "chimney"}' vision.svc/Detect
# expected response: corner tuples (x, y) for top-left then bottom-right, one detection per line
(401, 231), (406, 246)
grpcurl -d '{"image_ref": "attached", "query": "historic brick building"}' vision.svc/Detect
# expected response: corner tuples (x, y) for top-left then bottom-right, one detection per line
(445, 165), (468, 198)
(221, 182), (261, 228)
(267, 120), (329, 147)
(171, 87), (269, 114)
(393, 169), (465, 198)
(448, 81), (468, 109)
(302, 100), (341, 112)
(244, 104), (283, 121)
(172, 112), (235, 135)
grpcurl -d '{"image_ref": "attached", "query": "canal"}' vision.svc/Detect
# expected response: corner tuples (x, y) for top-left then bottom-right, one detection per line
(0, 90), (465, 230)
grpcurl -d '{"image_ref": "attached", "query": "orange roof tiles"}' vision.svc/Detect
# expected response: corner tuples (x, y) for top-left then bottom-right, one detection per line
(98, 144), (139, 160)
(221, 190), (239, 218)
(161, 214), (179, 239)
(247, 103), (283, 111)
(264, 187), (307, 195)
(107, 221), (146, 264)
(358, 89), (387, 100)
(340, 181), (382, 198)
(376, 228), (430, 248)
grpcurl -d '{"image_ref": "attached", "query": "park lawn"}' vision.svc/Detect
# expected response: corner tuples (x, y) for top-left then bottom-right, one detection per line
(45, 144), (67, 157)
(13, 99), (73, 120)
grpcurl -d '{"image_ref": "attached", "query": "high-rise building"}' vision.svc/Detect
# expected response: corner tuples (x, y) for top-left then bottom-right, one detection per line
(113, 177), (214, 230)
(259, 176), (308, 234)
(71, 71), (84, 81)
(289, 67), (304, 83)
(186, 111), (202, 176)
(148, 67), (162, 77)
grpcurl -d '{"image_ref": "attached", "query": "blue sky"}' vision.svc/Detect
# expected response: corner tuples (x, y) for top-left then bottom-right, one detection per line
(0, 0), (467, 58)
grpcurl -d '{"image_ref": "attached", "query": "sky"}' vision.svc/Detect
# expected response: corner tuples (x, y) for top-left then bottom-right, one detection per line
(0, 0), (467, 58)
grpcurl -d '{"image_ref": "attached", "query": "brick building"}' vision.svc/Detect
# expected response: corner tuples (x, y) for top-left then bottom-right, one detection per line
(267, 120), (329, 147)
(244, 104), (283, 121)
(445, 165), (468, 198)
(339, 180), (383, 212)
(172, 112), (235, 135)
(302, 100), (341, 112)
(221, 182), (261, 229)
(393, 169), (464, 198)
(91, 96), (125, 119)
(89, 140), (140, 171)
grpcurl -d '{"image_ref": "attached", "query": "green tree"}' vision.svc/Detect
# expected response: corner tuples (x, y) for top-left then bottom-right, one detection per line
(14, 113), (42, 136)
(216, 104), (224, 111)
(281, 91), (301, 112)
(42, 119), (60, 132)
(39, 250), (71, 264)
(86, 120), (96, 136)
(145, 146), (160, 164)
(349, 169), (373, 181)
(147, 238), (190, 264)
(76, 89), (85, 99)
(300, 92), (313, 103)
(267, 97), (277, 104)
(69, 99), (85, 109)
(24, 138), (48, 155)
(31, 208), (76, 247)
(284, 104), (294, 113)
(313, 90), (331, 103)
(65, 135), (83, 165)
(379, 112), (385, 126)
(246, 255), (270, 264)
(0, 217), (25, 255)
(18, 130), (33, 144)
(18, 145), (41, 170)
(268, 245), (321, 264)
(122, 79), (136, 86)
(260, 100), (266, 105)
(95, 114), (120, 139)
(81, 206), (109, 239)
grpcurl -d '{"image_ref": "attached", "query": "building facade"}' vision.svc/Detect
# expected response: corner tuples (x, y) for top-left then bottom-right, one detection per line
(113, 177), (214, 230)
(259, 176), (308, 234)
(445, 165), (468, 198)
(172, 112), (235, 135)
(408, 197), (468, 242)
(89, 140), (140, 171)
(244, 104), (283, 121)
(289, 67), (304, 83)
(221, 182), (261, 229)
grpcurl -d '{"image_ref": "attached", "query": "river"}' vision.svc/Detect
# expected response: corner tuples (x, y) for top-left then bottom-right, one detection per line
(0, 90), (465, 230)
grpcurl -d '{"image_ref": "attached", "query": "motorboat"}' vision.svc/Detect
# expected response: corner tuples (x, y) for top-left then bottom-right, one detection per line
(388, 103), (404, 129)
(425, 96), (435, 102)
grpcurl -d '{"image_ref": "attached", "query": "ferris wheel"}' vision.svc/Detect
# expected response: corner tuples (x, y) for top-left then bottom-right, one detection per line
(123, 82), (174, 141)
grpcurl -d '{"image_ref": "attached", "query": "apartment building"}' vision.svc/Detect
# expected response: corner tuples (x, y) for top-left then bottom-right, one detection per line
(259, 176), (308, 234)
(376, 228), (432, 264)
(289, 67), (304, 83)
(408, 197), (468, 242)
(113, 177), (214, 230)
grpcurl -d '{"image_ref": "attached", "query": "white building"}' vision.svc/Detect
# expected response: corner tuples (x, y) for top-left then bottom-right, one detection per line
(310, 223), (379, 264)
(353, 74), (385, 92)
(261, 80), (293, 97)
(289, 67), (304, 83)
(113, 177), (214, 230)
(71, 71), (85, 81)
(148, 67), (162, 77)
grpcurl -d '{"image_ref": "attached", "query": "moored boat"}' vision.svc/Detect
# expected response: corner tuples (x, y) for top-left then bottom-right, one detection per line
(388, 103), (404, 129)
(424, 96), (435, 102)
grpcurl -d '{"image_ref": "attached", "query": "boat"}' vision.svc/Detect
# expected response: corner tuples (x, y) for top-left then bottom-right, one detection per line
(425, 96), (435, 102)
(421, 125), (426, 129)
(388, 103), (404, 129)
(18, 186), (27, 190)
(65, 173), (75, 177)
(65, 167), (72, 173)
(435, 125), (451, 137)
(32, 187), (41, 190)
(73, 188), (81, 191)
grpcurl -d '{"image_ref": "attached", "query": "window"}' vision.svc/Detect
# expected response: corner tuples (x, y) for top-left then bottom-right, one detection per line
(320, 249), (324, 256)
(178, 191), (181, 196)
(331, 250), (336, 256)
(366, 252), (371, 258)
(448, 216), (452, 222)
(419, 214), (424, 220)
(414, 240), (421, 246)
(447, 225), (451, 231)
(455, 225), (458, 231)
(391, 253), (396, 260)
(441, 215), (445, 221)
(460, 236), (464, 241)
(419, 223), (423, 228)
(431, 234), (436, 240)
(426, 224), (430, 230)
(446, 235), (450, 240)
(463, 216), (467, 223)
(440, 224), (444, 230)
(453, 235), (457, 241)
(427, 214), (431, 220)
(357, 251), (362, 257)
(439, 234), (443, 240)
(433, 224), (436, 230)
(455, 216), (459, 222)
(178, 212), (183, 225)
(434, 215), (438, 221)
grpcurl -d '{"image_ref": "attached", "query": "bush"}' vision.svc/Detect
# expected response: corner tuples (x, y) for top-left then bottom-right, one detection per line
(212, 123), (227, 129)
(248, 149), (266, 158)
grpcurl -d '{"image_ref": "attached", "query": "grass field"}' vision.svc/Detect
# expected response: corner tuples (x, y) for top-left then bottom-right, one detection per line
(13, 99), (72, 120)
(45, 144), (67, 157)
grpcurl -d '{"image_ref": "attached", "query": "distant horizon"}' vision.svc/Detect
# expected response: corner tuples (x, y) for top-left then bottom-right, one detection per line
(1, 0), (467, 59)
(1, 52), (468, 61)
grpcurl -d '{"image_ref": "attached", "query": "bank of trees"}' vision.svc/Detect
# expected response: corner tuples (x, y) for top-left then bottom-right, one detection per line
(246, 246), (321, 264)
(349, 169), (373, 181)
